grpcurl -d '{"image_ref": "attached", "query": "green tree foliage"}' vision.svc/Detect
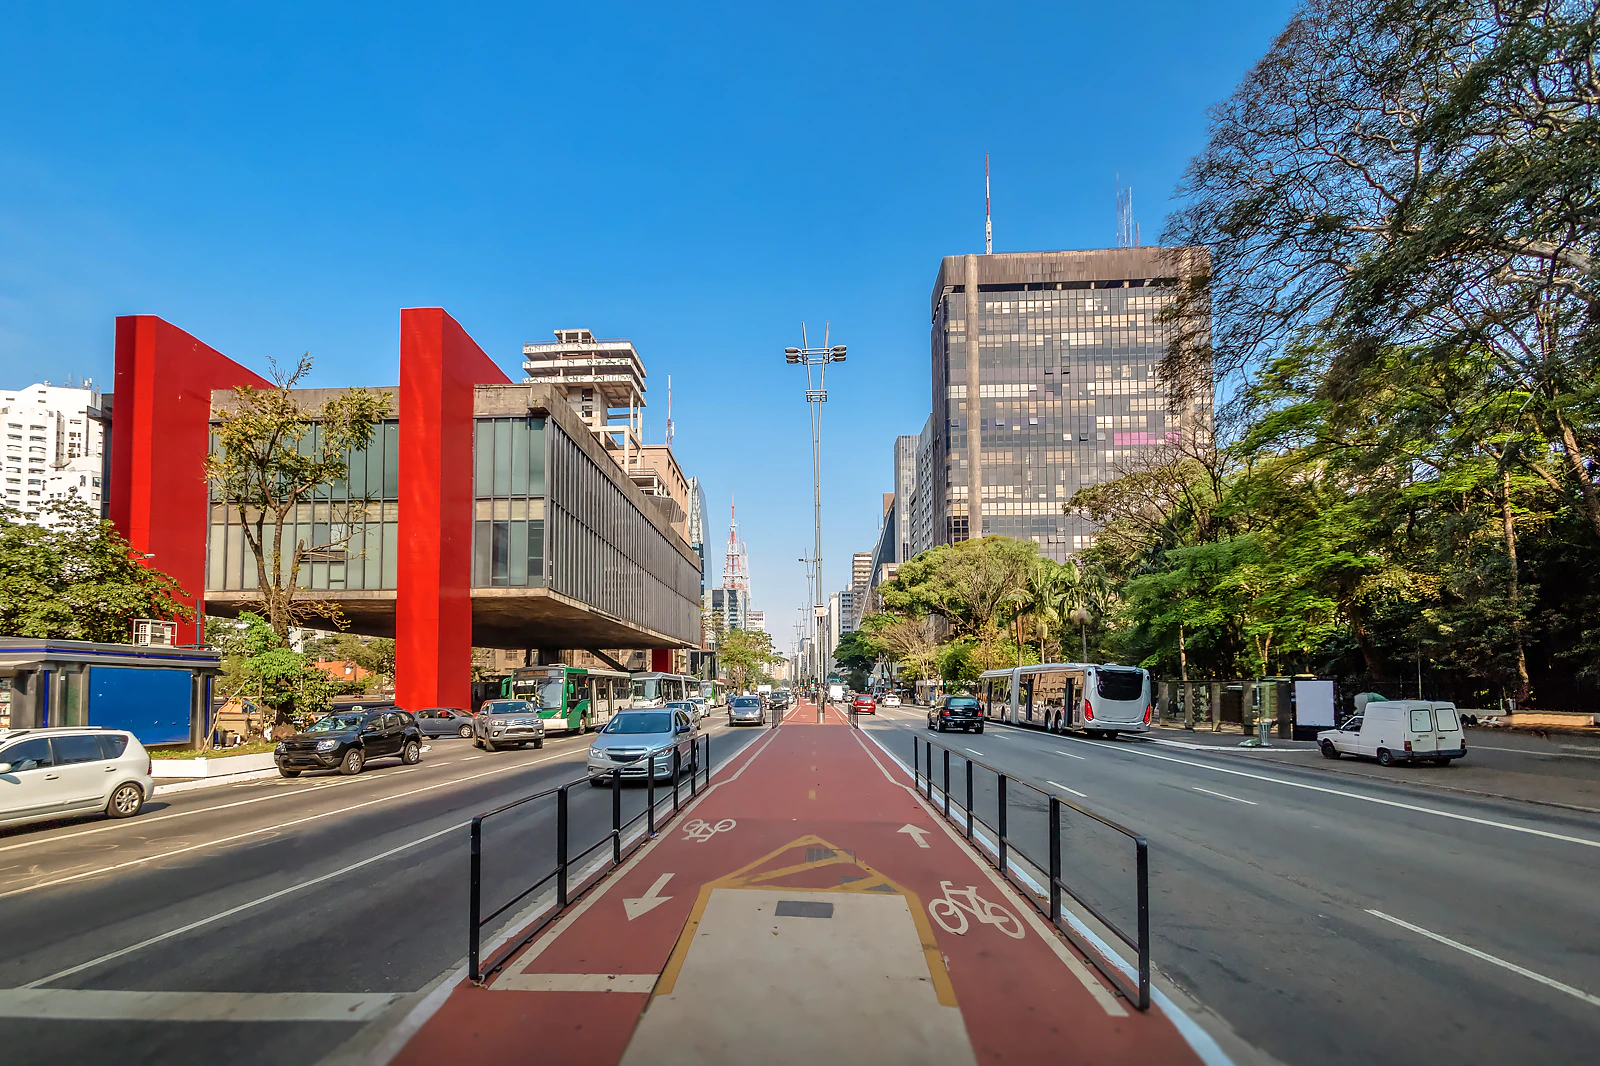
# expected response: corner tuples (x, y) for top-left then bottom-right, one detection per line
(718, 627), (781, 692)
(213, 612), (357, 730)
(315, 632), (396, 688)
(204, 354), (391, 638)
(0, 499), (192, 641)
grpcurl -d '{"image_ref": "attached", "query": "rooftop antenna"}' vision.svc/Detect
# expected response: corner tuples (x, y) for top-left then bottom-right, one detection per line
(665, 374), (675, 447)
(1116, 176), (1138, 248)
(985, 153), (993, 255)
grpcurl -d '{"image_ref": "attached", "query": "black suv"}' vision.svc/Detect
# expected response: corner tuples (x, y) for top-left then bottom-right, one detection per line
(275, 708), (424, 778)
(928, 695), (984, 734)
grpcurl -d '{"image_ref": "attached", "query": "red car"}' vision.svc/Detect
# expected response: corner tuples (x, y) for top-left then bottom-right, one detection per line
(852, 696), (877, 715)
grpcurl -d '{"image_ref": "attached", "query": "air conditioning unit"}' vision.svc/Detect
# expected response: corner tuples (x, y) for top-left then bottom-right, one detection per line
(132, 619), (176, 647)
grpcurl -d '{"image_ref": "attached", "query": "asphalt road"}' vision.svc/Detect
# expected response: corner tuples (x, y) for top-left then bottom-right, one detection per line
(0, 714), (771, 1066)
(858, 707), (1600, 1066)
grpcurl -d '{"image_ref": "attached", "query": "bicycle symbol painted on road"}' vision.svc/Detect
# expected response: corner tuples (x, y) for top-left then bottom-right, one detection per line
(681, 818), (736, 843)
(926, 880), (1026, 938)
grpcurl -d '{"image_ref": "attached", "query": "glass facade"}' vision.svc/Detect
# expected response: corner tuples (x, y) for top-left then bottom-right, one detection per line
(207, 421), (401, 591)
(933, 277), (1208, 559)
(472, 417), (547, 587)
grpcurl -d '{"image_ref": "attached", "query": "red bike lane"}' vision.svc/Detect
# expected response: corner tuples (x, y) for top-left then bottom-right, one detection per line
(389, 700), (1210, 1065)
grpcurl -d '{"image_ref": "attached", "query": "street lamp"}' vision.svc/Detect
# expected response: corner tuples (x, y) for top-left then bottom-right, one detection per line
(785, 323), (848, 688)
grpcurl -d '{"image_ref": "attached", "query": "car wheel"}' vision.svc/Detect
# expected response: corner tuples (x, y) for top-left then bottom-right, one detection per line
(1377, 748), (1394, 767)
(474, 738), (485, 749)
(278, 767), (301, 778)
(402, 740), (422, 765)
(535, 736), (545, 748)
(458, 725), (473, 739)
(341, 748), (365, 775)
(975, 724), (984, 734)
(106, 782), (145, 819)
(1321, 741), (1341, 759)
(483, 738), (498, 753)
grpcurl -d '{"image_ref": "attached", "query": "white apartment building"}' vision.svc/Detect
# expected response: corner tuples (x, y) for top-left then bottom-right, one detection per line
(1, 380), (104, 525)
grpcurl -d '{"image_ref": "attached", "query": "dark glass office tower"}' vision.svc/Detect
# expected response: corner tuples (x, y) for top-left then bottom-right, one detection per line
(928, 248), (1210, 558)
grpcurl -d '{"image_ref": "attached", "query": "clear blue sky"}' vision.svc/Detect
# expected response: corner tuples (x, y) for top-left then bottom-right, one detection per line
(0, 1), (1293, 655)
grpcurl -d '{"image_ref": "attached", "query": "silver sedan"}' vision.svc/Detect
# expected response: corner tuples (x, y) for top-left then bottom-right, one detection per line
(586, 708), (698, 784)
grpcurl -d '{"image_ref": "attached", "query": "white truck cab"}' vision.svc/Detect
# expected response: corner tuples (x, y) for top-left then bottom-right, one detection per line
(1318, 699), (1467, 767)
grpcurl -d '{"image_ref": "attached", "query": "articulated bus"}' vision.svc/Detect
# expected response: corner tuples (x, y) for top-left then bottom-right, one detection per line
(629, 672), (697, 707)
(697, 679), (727, 707)
(977, 663), (1153, 738)
(501, 665), (632, 734)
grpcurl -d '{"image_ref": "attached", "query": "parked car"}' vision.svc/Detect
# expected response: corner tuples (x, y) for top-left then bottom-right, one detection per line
(0, 727), (153, 829)
(852, 695), (877, 715)
(586, 708), (699, 784)
(473, 699), (547, 752)
(728, 695), (766, 726)
(928, 695), (984, 733)
(414, 707), (474, 738)
(881, 693), (902, 707)
(1319, 700), (1466, 766)
(275, 708), (423, 778)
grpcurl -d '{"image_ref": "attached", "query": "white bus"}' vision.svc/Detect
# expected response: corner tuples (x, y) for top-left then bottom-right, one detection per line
(630, 672), (697, 707)
(977, 663), (1152, 738)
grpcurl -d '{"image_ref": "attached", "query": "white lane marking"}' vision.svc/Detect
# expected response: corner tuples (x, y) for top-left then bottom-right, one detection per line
(622, 873), (674, 920)
(462, 755), (483, 761)
(965, 748), (983, 756)
(852, 728), (1237, 1066)
(1366, 910), (1600, 1008)
(1055, 734), (1600, 850)
(493, 973), (658, 993)
(0, 749), (582, 898)
(1469, 743), (1600, 761)
(23, 821), (465, 988)
(1047, 781), (1087, 799)
(1055, 749), (1087, 761)
(1192, 786), (1257, 806)
(0, 987), (404, 1022)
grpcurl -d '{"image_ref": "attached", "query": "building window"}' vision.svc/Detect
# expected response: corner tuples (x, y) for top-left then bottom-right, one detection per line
(472, 417), (547, 587)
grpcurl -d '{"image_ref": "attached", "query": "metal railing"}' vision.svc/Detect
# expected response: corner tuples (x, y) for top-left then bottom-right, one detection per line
(468, 732), (711, 983)
(911, 733), (1151, 1010)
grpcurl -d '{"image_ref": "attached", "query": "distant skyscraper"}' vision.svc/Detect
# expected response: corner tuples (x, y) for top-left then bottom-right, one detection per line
(893, 434), (917, 562)
(687, 476), (709, 595)
(929, 248), (1210, 557)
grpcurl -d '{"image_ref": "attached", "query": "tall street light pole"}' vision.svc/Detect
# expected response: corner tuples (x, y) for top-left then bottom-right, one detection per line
(786, 325), (846, 687)
(797, 556), (817, 682)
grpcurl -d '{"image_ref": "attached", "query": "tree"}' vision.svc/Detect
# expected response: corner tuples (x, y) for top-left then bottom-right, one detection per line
(213, 612), (356, 733)
(718, 627), (780, 692)
(859, 611), (941, 680)
(0, 498), (192, 641)
(204, 355), (391, 638)
(315, 631), (396, 689)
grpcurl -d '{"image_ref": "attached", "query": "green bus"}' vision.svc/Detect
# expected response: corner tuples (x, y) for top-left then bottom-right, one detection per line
(501, 665), (632, 734)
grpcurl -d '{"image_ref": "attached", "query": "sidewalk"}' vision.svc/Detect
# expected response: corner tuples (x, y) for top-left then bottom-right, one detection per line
(386, 701), (1213, 1066)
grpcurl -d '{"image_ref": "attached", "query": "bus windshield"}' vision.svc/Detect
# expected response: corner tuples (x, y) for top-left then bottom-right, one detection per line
(537, 679), (564, 711)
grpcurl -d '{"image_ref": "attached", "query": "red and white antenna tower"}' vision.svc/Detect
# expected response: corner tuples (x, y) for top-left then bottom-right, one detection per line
(665, 374), (675, 447)
(723, 496), (749, 592)
(985, 153), (993, 255)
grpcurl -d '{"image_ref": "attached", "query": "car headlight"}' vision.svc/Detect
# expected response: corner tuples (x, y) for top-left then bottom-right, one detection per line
(315, 739), (339, 752)
(589, 746), (605, 759)
(274, 742), (286, 754)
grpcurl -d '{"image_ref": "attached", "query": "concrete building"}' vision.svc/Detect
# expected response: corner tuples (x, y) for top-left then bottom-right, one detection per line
(745, 609), (765, 632)
(1, 380), (105, 524)
(929, 248), (1210, 557)
(522, 329), (646, 477)
(707, 586), (747, 637)
(893, 433), (917, 562)
(109, 312), (702, 714)
(910, 413), (937, 558)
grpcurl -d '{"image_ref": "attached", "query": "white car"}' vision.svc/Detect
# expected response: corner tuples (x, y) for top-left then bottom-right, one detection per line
(0, 727), (153, 829)
(881, 694), (902, 707)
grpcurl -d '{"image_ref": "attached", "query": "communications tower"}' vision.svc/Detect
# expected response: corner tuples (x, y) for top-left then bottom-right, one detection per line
(723, 496), (749, 592)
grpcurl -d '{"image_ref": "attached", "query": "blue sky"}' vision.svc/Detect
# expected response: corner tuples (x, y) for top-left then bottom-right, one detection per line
(0, 1), (1293, 655)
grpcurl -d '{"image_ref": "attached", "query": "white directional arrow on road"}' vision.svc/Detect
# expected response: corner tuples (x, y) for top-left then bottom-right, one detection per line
(897, 824), (931, 849)
(623, 873), (674, 920)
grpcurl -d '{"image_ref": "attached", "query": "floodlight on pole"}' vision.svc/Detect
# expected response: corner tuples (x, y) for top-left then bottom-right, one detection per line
(784, 322), (849, 684)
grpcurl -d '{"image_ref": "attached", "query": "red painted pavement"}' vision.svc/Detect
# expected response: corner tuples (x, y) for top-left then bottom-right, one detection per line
(390, 701), (1206, 1065)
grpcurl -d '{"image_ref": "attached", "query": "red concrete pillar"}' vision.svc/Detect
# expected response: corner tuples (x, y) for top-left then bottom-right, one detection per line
(396, 308), (510, 711)
(651, 649), (672, 673)
(110, 316), (269, 645)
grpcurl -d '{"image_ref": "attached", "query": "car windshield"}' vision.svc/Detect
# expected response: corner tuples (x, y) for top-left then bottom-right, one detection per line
(946, 697), (980, 710)
(308, 714), (366, 732)
(667, 702), (694, 711)
(731, 698), (760, 708)
(604, 712), (673, 735)
(484, 701), (532, 716)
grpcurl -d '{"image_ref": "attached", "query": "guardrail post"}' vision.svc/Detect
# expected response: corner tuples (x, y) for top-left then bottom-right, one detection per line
(997, 773), (1008, 873)
(672, 748), (681, 812)
(965, 760), (974, 841)
(925, 741), (934, 801)
(611, 769), (622, 864)
(689, 743), (698, 797)
(912, 737), (920, 789)
(1048, 797), (1061, 923)
(469, 816), (483, 982)
(942, 747), (951, 819)
(1136, 837), (1151, 1010)
(647, 755), (656, 835)
(557, 786), (569, 908)
(704, 734), (711, 785)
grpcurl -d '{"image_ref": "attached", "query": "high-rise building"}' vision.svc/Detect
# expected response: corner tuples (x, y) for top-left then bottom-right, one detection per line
(1, 380), (105, 525)
(893, 434), (917, 562)
(910, 413), (937, 559)
(929, 248), (1209, 557)
(746, 609), (765, 632)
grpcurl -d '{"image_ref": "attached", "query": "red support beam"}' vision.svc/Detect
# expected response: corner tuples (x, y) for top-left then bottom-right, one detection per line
(396, 308), (510, 712)
(110, 316), (269, 645)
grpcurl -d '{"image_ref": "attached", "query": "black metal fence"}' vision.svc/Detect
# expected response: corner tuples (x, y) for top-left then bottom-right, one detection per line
(907, 732), (1152, 1010)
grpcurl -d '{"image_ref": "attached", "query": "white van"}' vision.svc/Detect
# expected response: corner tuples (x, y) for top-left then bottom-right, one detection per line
(1317, 700), (1467, 766)
(827, 683), (846, 704)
